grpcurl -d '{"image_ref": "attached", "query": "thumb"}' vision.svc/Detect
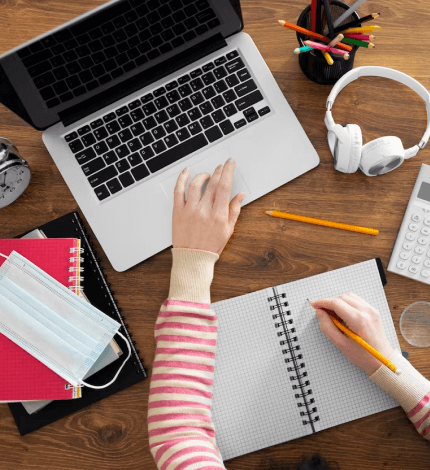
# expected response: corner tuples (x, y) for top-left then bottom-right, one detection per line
(315, 308), (348, 349)
(229, 192), (245, 226)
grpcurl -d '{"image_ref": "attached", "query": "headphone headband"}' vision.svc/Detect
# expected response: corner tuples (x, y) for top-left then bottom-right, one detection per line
(325, 66), (430, 157)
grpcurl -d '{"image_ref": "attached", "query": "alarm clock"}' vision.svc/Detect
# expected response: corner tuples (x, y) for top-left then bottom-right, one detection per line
(0, 138), (31, 209)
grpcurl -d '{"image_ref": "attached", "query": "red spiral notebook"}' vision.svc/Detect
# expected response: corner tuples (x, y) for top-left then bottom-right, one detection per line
(0, 238), (83, 402)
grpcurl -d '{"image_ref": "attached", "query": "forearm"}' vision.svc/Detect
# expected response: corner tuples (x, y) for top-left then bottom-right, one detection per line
(370, 349), (430, 440)
(148, 248), (226, 469)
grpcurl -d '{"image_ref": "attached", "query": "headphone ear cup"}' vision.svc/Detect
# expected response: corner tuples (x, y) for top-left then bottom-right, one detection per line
(345, 124), (363, 173)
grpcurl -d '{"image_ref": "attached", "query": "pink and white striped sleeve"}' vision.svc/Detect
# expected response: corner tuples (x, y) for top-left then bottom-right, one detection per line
(370, 349), (430, 441)
(148, 248), (226, 469)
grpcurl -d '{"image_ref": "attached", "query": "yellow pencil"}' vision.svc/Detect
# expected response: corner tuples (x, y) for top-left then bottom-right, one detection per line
(263, 210), (379, 236)
(322, 51), (333, 65)
(343, 25), (382, 33)
(309, 302), (400, 375)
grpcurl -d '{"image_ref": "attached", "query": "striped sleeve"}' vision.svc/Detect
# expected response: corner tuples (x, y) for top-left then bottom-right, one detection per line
(148, 248), (226, 470)
(370, 349), (430, 441)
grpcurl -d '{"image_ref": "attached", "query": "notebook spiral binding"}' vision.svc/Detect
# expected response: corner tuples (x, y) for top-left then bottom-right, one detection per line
(68, 246), (84, 293)
(268, 286), (319, 430)
(71, 214), (146, 377)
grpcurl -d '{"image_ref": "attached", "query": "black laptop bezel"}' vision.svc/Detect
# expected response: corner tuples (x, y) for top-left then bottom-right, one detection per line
(0, 0), (244, 131)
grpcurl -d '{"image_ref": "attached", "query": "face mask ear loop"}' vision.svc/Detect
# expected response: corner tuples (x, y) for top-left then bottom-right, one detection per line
(79, 331), (132, 390)
(0, 253), (8, 259)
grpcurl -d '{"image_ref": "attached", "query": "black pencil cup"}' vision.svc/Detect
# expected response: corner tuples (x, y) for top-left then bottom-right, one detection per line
(296, 0), (360, 85)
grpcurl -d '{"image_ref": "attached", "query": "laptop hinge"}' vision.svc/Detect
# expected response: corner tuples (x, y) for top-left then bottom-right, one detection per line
(60, 34), (228, 128)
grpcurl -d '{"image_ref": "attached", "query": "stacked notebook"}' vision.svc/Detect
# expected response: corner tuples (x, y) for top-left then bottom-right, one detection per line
(2, 212), (146, 435)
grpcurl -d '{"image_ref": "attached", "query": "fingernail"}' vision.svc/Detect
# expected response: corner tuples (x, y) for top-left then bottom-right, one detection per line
(183, 167), (189, 174)
(239, 192), (246, 202)
(228, 158), (234, 163)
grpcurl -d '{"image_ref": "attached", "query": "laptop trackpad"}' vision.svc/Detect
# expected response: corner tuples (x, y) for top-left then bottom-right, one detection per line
(160, 153), (252, 202)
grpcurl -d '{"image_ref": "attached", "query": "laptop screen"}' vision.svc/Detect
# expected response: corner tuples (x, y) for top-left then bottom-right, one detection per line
(0, 0), (242, 130)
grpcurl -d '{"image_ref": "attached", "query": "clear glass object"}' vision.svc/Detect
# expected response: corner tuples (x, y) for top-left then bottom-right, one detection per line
(400, 302), (430, 347)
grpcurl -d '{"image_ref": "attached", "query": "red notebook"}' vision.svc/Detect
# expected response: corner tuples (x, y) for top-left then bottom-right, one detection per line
(0, 238), (83, 402)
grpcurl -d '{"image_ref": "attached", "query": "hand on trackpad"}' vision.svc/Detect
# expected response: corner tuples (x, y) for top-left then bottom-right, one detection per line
(160, 154), (251, 202)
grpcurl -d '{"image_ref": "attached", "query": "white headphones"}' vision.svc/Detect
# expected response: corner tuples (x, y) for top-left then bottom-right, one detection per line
(325, 66), (430, 176)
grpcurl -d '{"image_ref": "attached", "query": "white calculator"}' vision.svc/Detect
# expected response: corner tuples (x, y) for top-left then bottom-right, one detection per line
(388, 164), (430, 283)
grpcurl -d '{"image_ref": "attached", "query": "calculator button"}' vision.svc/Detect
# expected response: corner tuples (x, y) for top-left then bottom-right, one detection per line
(422, 227), (430, 236)
(412, 213), (422, 222)
(409, 223), (419, 231)
(418, 237), (428, 245)
(415, 246), (425, 254)
(406, 232), (416, 241)
(397, 261), (407, 270)
(424, 260), (430, 268)
(425, 218), (430, 226)
(400, 251), (410, 260)
(409, 265), (419, 274)
(421, 270), (430, 278)
(412, 256), (422, 264)
(403, 242), (413, 250)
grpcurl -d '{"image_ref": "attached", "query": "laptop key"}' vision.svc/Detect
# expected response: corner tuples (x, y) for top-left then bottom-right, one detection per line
(78, 125), (91, 136)
(131, 163), (150, 181)
(234, 118), (247, 129)
(90, 119), (104, 129)
(214, 80), (228, 94)
(167, 104), (181, 118)
(106, 178), (122, 195)
(167, 90), (181, 103)
(202, 86), (216, 100)
(88, 165), (118, 187)
(223, 89), (237, 103)
(188, 108), (202, 121)
(75, 147), (96, 165)
(146, 134), (208, 173)
(140, 147), (155, 160)
(131, 109), (145, 122)
(69, 140), (84, 153)
(119, 129), (133, 142)
(214, 56), (227, 66)
(127, 137), (143, 152)
(202, 62), (215, 72)
(131, 122), (145, 136)
(165, 80), (178, 91)
(82, 157), (105, 176)
(226, 74), (239, 87)
(211, 96), (225, 109)
(190, 68), (203, 78)
(116, 106), (129, 116)
(82, 133), (96, 147)
(164, 119), (179, 133)
(141, 93), (154, 104)
(106, 120), (121, 134)
(190, 92), (204, 106)
(115, 159), (131, 173)
(227, 50), (239, 60)
(200, 116), (214, 129)
(212, 110), (225, 123)
(176, 128), (190, 142)
(143, 116), (158, 130)
(200, 102), (214, 115)
(153, 86), (166, 97)
(153, 126), (166, 139)
(235, 79), (257, 98)
(94, 141), (109, 155)
(115, 144), (131, 159)
(128, 99), (141, 110)
(143, 102), (157, 115)
(259, 106), (271, 116)
(188, 122), (202, 135)
(103, 150), (118, 165)
(94, 127), (109, 141)
(176, 113), (190, 127)
(178, 98), (192, 112)
(213, 66), (227, 80)
(235, 90), (264, 112)
(119, 115), (133, 128)
(140, 132), (155, 147)
(220, 120), (234, 135)
(94, 184), (110, 201)
(155, 96), (169, 109)
(153, 140), (167, 154)
(178, 84), (192, 98)
(65, 132), (78, 142)
(237, 68), (251, 82)
(119, 171), (135, 187)
(178, 74), (190, 84)
(205, 126), (223, 143)
(223, 103), (237, 117)
(106, 135), (121, 149)
(190, 78), (204, 91)
(202, 72), (215, 86)
(128, 152), (143, 167)
(165, 134), (179, 148)
(155, 110), (169, 124)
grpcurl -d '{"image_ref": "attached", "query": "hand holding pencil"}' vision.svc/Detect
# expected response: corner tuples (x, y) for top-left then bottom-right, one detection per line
(311, 295), (397, 376)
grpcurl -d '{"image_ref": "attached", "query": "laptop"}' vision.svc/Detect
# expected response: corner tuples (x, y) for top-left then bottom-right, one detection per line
(0, 0), (319, 271)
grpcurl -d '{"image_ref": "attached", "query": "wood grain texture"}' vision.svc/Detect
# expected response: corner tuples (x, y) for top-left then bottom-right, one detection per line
(1, 0), (430, 468)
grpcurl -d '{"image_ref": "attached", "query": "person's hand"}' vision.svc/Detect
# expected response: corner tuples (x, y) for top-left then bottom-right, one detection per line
(172, 158), (245, 255)
(311, 294), (394, 375)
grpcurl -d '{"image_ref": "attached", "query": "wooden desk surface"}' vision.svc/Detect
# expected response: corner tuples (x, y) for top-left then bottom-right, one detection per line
(1, 0), (430, 468)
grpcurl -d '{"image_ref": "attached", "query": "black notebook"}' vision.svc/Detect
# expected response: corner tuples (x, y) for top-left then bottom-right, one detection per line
(9, 211), (147, 435)
(210, 259), (401, 461)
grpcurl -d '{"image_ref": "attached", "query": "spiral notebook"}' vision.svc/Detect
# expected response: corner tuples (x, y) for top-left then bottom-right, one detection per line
(211, 259), (401, 461)
(7, 212), (147, 435)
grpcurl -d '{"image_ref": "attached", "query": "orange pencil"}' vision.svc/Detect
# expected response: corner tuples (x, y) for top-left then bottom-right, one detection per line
(263, 210), (378, 235)
(309, 303), (400, 375)
(277, 20), (352, 52)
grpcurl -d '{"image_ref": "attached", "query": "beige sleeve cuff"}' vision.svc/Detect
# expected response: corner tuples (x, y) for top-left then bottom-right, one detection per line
(370, 349), (430, 412)
(168, 248), (219, 304)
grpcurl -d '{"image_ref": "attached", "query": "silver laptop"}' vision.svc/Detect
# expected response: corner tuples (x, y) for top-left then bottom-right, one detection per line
(0, 0), (319, 271)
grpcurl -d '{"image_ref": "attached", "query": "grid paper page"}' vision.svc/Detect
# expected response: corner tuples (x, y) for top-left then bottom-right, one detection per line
(211, 259), (400, 461)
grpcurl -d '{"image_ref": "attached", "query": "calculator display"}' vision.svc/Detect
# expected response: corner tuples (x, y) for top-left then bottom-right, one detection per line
(417, 182), (430, 202)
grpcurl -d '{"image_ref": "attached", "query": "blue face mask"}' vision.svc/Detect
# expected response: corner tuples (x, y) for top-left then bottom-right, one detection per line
(0, 251), (131, 389)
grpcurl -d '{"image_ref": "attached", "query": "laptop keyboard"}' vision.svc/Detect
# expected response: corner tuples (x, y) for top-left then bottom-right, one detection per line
(18, 0), (220, 108)
(64, 50), (271, 201)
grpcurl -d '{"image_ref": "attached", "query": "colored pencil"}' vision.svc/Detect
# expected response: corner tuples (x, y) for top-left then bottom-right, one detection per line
(305, 40), (350, 58)
(309, 302), (400, 375)
(342, 37), (375, 48)
(294, 46), (314, 54)
(277, 20), (353, 52)
(311, 0), (318, 32)
(332, 0), (368, 29)
(328, 33), (344, 47)
(322, 51), (333, 65)
(334, 13), (379, 34)
(343, 25), (382, 33)
(263, 210), (379, 235)
(322, 0), (335, 39)
(344, 33), (375, 40)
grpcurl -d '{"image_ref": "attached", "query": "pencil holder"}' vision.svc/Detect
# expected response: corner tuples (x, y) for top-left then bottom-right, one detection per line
(296, 0), (360, 85)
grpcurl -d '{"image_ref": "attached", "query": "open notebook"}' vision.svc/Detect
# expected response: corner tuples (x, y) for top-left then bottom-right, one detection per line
(211, 259), (401, 461)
